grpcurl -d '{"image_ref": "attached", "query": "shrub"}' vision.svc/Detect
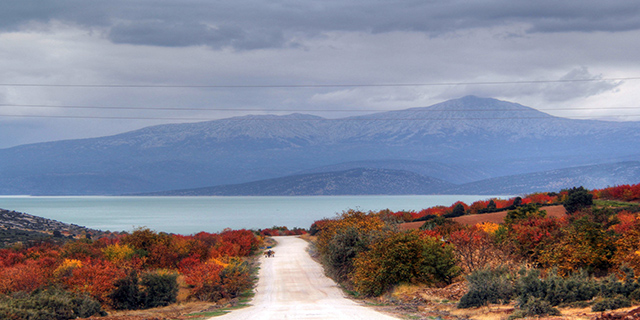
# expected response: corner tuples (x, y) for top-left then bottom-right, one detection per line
(309, 219), (331, 236)
(592, 295), (631, 312)
(629, 288), (640, 301)
(110, 270), (178, 310)
(449, 226), (506, 273)
(515, 269), (546, 306)
(70, 293), (104, 318)
(316, 210), (389, 282)
(141, 271), (178, 308)
(181, 259), (225, 301)
(109, 270), (142, 310)
(543, 270), (598, 306)
(324, 226), (370, 282)
(444, 203), (466, 218)
(564, 186), (593, 214)
(0, 289), (104, 320)
(504, 204), (546, 226)
(220, 258), (253, 299)
(352, 231), (459, 297)
(509, 297), (560, 319)
(458, 267), (514, 308)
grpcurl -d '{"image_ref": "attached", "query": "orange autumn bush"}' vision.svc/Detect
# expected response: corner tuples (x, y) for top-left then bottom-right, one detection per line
(352, 230), (459, 296)
(0, 227), (261, 312)
(315, 210), (391, 282)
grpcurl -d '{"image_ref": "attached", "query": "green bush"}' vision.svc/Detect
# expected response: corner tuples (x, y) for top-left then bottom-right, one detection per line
(564, 186), (593, 214)
(509, 297), (560, 319)
(353, 231), (459, 297)
(543, 270), (598, 306)
(592, 295), (631, 312)
(110, 270), (142, 310)
(597, 267), (640, 299)
(323, 226), (371, 282)
(458, 267), (514, 308)
(70, 294), (104, 318)
(110, 270), (178, 310)
(0, 288), (104, 320)
(141, 271), (178, 308)
(513, 268), (599, 307)
(629, 288), (640, 302)
(444, 203), (466, 218)
(515, 269), (546, 306)
(220, 258), (253, 298)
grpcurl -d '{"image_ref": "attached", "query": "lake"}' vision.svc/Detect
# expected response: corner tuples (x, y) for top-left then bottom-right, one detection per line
(0, 195), (510, 235)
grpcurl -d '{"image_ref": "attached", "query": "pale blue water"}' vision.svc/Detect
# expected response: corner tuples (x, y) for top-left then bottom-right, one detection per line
(0, 195), (509, 235)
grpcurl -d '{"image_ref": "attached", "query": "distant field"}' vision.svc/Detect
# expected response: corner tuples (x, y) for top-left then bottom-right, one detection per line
(452, 205), (567, 225)
(400, 205), (567, 231)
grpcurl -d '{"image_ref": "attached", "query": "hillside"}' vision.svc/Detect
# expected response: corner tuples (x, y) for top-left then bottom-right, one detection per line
(445, 161), (640, 195)
(297, 160), (490, 184)
(1, 96), (639, 195)
(144, 168), (455, 196)
(0, 208), (102, 247)
(142, 161), (640, 196)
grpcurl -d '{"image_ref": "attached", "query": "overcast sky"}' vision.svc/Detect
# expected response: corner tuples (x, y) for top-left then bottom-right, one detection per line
(1, 0), (639, 148)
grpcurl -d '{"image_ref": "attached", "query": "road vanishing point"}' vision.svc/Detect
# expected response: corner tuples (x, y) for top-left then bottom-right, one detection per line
(212, 236), (399, 320)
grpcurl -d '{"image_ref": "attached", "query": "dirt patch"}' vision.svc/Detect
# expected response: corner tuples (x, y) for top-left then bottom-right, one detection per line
(78, 302), (221, 320)
(595, 306), (640, 319)
(421, 282), (468, 301)
(398, 221), (425, 231)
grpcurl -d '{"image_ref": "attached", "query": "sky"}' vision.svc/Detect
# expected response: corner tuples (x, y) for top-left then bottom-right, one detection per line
(1, 0), (639, 148)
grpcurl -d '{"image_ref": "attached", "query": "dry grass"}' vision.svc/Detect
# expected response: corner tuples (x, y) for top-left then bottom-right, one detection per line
(298, 233), (316, 242)
(371, 281), (640, 320)
(79, 301), (221, 320)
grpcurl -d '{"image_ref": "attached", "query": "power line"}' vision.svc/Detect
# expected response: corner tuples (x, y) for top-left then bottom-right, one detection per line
(0, 77), (638, 89)
(1, 103), (638, 113)
(1, 114), (638, 121)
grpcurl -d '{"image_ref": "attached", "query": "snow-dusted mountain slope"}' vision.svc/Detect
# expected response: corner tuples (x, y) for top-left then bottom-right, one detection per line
(1, 96), (639, 195)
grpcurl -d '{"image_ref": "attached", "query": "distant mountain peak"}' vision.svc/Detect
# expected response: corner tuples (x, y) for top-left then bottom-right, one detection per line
(2, 96), (640, 195)
(231, 113), (325, 120)
(424, 95), (552, 115)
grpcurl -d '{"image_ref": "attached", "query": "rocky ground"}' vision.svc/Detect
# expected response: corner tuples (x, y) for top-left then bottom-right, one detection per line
(0, 208), (104, 246)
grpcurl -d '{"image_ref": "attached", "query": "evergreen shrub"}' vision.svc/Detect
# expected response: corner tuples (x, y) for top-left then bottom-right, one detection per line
(592, 295), (631, 312)
(0, 288), (104, 320)
(458, 267), (514, 308)
(508, 297), (560, 319)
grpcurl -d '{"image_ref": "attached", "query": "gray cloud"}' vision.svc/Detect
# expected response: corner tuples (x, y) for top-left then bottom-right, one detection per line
(541, 67), (622, 102)
(2, 1), (640, 50)
(108, 21), (246, 48)
(1, 1), (639, 148)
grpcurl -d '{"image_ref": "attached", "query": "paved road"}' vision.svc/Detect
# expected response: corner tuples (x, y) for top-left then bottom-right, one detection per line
(212, 236), (399, 320)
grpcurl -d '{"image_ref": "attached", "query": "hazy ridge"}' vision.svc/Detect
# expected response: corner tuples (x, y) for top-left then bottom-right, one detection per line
(1, 96), (639, 195)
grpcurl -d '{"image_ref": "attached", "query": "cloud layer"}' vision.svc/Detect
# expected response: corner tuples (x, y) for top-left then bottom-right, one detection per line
(1, 1), (639, 147)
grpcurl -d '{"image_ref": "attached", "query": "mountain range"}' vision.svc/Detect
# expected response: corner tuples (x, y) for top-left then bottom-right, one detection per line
(1, 96), (639, 195)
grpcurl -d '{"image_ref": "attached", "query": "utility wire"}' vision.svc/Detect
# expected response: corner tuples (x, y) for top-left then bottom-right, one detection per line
(1, 103), (638, 113)
(1, 114), (638, 121)
(0, 77), (637, 88)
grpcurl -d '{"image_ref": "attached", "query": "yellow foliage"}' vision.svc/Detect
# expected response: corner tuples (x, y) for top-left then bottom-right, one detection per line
(53, 258), (83, 278)
(102, 243), (135, 263)
(316, 209), (388, 256)
(208, 257), (230, 268)
(476, 222), (500, 235)
(153, 268), (177, 276)
(391, 283), (423, 302)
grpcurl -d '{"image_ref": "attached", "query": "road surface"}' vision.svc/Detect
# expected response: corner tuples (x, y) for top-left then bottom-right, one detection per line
(212, 236), (399, 320)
